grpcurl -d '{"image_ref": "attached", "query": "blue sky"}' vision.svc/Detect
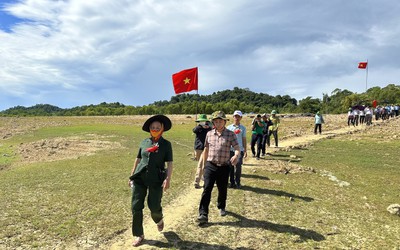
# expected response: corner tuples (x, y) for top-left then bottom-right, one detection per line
(1, 0), (399, 111)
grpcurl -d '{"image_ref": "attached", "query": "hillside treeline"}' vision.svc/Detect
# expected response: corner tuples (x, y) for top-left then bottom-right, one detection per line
(1, 85), (400, 117)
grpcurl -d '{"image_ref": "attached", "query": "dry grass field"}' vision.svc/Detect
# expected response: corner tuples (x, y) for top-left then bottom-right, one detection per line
(1, 114), (399, 249)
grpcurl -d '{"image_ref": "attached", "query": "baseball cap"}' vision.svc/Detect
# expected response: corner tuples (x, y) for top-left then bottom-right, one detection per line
(233, 110), (243, 117)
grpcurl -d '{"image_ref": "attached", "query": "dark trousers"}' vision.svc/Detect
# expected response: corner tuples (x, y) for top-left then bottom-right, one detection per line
(365, 114), (372, 125)
(268, 130), (279, 147)
(348, 117), (354, 126)
(314, 124), (322, 134)
(261, 133), (270, 154)
(250, 133), (262, 157)
(360, 115), (365, 124)
(199, 161), (230, 216)
(131, 178), (163, 236)
(229, 151), (244, 185)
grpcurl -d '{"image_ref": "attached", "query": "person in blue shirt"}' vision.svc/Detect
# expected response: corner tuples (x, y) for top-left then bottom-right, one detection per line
(314, 111), (325, 134)
(227, 110), (247, 188)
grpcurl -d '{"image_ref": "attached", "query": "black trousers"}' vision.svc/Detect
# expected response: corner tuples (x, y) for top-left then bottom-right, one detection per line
(348, 117), (355, 126)
(229, 151), (244, 185)
(314, 124), (322, 134)
(359, 115), (365, 124)
(250, 133), (262, 157)
(261, 133), (270, 154)
(199, 161), (230, 216)
(354, 115), (359, 126)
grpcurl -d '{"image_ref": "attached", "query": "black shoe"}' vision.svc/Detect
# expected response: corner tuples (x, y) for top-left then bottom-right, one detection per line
(220, 209), (227, 216)
(197, 214), (208, 224)
(236, 184), (241, 189)
(229, 183), (236, 188)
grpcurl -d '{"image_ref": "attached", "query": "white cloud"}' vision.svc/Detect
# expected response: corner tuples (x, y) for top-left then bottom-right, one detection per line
(0, 0), (400, 110)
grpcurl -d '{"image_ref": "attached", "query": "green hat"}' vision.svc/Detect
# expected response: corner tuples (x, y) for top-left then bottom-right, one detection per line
(271, 110), (277, 114)
(316, 111), (320, 115)
(195, 114), (210, 122)
(211, 111), (229, 121)
(348, 107), (352, 111)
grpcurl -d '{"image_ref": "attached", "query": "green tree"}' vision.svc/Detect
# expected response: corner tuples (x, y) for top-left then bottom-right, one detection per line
(298, 97), (321, 113)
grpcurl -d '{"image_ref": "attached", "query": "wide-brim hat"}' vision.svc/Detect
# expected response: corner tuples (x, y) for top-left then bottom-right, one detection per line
(195, 114), (210, 122)
(211, 111), (229, 121)
(142, 115), (172, 132)
(271, 110), (277, 114)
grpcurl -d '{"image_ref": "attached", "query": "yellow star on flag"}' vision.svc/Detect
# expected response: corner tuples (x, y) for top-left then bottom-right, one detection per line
(183, 77), (191, 84)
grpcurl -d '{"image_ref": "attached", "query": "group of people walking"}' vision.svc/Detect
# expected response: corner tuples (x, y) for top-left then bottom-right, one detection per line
(126, 110), (282, 246)
(191, 110), (280, 225)
(347, 104), (399, 127)
(126, 109), (324, 246)
(192, 110), (248, 190)
(347, 106), (373, 126)
(249, 111), (280, 160)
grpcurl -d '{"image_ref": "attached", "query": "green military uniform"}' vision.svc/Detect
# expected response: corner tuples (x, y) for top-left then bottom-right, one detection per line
(130, 136), (173, 237)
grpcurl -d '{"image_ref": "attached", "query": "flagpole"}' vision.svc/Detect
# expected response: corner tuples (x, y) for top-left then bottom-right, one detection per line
(196, 68), (199, 117)
(196, 90), (198, 118)
(365, 59), (368, 92)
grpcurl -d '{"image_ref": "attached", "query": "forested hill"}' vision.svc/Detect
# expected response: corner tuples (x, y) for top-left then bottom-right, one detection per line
(1, 85), (400, 116)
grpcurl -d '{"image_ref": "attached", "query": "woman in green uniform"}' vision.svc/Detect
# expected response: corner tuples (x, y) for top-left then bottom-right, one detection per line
(128, 115), (173, 247)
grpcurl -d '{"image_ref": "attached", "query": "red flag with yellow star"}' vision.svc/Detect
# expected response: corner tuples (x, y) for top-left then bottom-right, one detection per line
(358, 62), (368, 69)
(172, 67), (198, 94)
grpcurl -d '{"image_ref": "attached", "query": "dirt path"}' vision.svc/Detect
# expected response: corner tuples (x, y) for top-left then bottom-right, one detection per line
(104, 121), (381, 249)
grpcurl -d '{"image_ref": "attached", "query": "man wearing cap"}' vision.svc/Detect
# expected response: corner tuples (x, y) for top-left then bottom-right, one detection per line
(193, 114), (212, 188)
(227, 110), (247, 188)
(129, 115), (173, 246)
(268, 110), (280, 147)
(197, 111), (240, 224)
